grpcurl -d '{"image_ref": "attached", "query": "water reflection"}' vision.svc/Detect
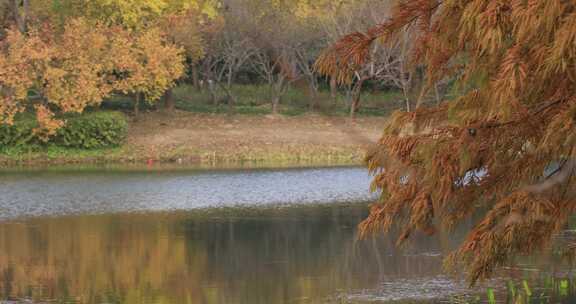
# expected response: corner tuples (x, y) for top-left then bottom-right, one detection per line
(0, 204), (466, 304)
(3, 167), (569, 304)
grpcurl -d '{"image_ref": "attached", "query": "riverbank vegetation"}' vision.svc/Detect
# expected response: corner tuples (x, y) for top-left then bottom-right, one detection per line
(1, 111), (127, 149)
(0, 0), (419, 166)
(0, 111), (384, 166)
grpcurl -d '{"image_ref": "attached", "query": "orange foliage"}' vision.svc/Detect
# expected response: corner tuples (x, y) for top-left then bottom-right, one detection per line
(0, 18), (185, 137)
(317, 0), (576, 284)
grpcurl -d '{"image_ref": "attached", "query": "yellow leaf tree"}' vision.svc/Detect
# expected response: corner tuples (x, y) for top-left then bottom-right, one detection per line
(0, 18), (184, 136)
(7, 0), (214, 111)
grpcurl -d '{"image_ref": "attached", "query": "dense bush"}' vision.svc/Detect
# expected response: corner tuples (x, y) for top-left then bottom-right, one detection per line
(54, 112), (128, 149)
(0, 111), (128, 150)
(0, 115), (39, 147)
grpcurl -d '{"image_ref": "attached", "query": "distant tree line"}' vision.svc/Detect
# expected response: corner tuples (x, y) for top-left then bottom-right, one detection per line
(0, 0), (435, 137)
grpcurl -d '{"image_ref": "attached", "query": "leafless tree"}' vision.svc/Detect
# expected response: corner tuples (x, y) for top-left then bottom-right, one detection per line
(201, 32), (256, 109)
(238, 0), (302, 115)
(250, 48), (298, 115)
(318, 0), (417, 117)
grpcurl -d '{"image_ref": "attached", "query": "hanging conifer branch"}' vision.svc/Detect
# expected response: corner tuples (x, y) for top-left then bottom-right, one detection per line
(317, 0), (576, 284)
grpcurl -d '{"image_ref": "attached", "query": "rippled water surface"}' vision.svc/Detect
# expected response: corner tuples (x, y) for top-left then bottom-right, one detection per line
(0, 166), (375, 220)
(0, 166), (570, 303)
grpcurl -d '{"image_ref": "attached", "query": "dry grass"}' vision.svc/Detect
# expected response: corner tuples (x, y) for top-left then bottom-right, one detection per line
(1, 111), (386, 167)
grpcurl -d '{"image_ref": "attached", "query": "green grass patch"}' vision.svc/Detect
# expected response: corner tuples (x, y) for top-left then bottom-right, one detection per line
(172, 84), (404, 116)
(95, 84), (404, 117)
(0, 144), (124, 162)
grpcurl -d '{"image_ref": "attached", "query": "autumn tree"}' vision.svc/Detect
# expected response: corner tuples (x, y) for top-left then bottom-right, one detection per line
(197, 0), (314, 113)
(24, 0), (214, 112)
(157, 9), (210, 111)
(317, 0), (576, 284)
(289, 4), (328, 110)
(230, 0), (301, 115)
(152, 1), (219, 111)
(30, 0), (218, 28)
(109, 27), (186, 116)
(0, 18), (184, 136)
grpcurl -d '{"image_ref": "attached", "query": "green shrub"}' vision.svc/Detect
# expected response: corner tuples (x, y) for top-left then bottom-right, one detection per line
(0, 115), (38, 147)
(54, 112), (128, 149)
(0, 111), (128, 150)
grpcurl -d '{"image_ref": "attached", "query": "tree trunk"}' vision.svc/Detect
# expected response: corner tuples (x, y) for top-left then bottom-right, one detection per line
(308, 81), (318, 111)
(402, 87), (411, 112)
(227, 95), (236, 114)
(271, 95), (280, 115)
(270, 75), (286, 115)
(208, 80), (218, 105)
(330, 76), (338, 105)
(344, 86), (353, 108)
(350, 95), (360, 119)
(191, 64), (200, 90)
(413, 67), (427, 109)
(349, 78), (365, 119)
(11, 0), (28, 34)
(134, 93), (141, 119)
(225, 69), (235, 113)
(221, 84), (237, 113)
(163, 88), (175, 111)
(434, 83), (442, 106)
(227, 67), (234, 89)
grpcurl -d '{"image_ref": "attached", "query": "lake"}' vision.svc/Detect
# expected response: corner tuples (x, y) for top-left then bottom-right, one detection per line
(0, 166), (573, 303)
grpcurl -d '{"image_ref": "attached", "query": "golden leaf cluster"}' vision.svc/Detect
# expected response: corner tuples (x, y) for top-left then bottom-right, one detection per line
(0, 18), (185, 136)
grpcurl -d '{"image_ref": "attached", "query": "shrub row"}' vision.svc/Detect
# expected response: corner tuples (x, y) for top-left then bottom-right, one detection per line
(0, 111), (128, 150)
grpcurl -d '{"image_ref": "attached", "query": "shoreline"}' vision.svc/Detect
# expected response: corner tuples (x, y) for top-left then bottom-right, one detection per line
(0, 111), (382, 169)
(0, 149), (365, 169)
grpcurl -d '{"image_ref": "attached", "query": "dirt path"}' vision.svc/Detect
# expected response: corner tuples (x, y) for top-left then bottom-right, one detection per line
(126, 111), (386, 163)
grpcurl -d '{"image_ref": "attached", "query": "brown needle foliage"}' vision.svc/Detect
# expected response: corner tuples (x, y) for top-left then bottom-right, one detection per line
(316, 0), (576, 284)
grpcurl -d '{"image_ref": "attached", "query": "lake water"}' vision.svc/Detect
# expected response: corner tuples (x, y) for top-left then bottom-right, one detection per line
(0, 166), (573, 303)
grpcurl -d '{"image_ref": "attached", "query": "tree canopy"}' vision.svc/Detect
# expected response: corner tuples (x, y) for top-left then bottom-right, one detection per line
(30, 0), (218, 28)
(0, 0), (220, 135)
(317, 0), (576, 284)
(0, 18), (184, 137)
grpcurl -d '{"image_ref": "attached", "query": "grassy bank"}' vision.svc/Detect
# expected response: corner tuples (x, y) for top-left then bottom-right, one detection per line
(0, 143), (364, 167)
(172, 84), (404, 116)
(1, 84), (392, 168)
(0, 113), (383, 168)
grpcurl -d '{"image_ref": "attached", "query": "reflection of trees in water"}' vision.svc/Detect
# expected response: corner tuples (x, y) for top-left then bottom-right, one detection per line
(0, 204), (462, 303)
(0, 214), (208, 303)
